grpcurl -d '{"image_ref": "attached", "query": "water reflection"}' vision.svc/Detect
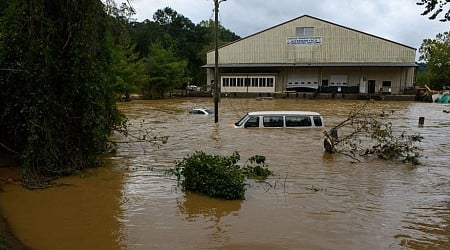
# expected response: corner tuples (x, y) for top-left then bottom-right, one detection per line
(0, 164), (126, 250)
(176, 193), (242, 247)
(177, 193), (242, 222)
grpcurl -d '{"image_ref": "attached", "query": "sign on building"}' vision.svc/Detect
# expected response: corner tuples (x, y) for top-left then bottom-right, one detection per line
(286, 37), (322, 45)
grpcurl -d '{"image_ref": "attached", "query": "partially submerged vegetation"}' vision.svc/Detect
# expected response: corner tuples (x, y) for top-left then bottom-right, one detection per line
(170, 151), (271, 200)
(0, 215), (28, 250)
(0, 1), (240, 189)
(0, 1), (127, 189)
(323, 104), (422, 165)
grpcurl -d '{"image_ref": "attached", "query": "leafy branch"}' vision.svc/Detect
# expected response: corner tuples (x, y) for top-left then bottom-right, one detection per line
(324, 103), (422, 165)
(109, 120), (168, 153)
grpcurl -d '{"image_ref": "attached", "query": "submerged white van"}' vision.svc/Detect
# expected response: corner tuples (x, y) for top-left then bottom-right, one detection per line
(234, 111), (324, 128)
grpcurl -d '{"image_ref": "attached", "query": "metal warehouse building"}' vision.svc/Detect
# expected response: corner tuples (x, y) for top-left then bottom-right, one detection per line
(204, 15), (417, 97)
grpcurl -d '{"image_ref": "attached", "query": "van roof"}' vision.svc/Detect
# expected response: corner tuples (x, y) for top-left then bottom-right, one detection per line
(246, 111), (322, 116)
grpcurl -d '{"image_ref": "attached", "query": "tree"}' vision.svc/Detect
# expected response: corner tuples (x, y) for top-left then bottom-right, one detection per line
(152, 7), (203, 86)
(110, 42), (148, 100)
(415, 63), (431, 87)
(0, 0), (125, 188)
(419, 32), (450, 89)
(194, 19), (240, 84)
(417, 0), (450, 21)
(144, 43), (188, 99)
(127, 8), (240, 90)
(128, 20), (165, 59)
(106, 1), (148, 100)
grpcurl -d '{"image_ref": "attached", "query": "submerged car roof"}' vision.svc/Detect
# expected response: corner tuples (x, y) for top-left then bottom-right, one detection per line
(246, 111), (322, 116)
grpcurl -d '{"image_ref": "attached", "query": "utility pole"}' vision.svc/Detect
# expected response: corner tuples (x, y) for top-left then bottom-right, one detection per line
(214, 0), (226, 123)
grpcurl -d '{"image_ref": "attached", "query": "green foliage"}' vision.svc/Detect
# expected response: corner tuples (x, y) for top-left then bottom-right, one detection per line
(242, 155), (271, 180)
(171, 152), (272, 199)
(106, 2), (148, 100)
(324, 104), (422, 165)
(143, 43), (188, 99)
(0, 234), (12, 250)
(417, 0), (449, 22)
(128, 7), (240, 90)
(175, 151), (246, 200)
(416, 63), (432, 87)
(419, 32), (450, 89)
(110, 42), (148, 100)
(0, 0), (126, 188)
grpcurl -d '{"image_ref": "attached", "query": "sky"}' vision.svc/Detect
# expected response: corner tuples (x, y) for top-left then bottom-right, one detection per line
(131, 0), (449, 60)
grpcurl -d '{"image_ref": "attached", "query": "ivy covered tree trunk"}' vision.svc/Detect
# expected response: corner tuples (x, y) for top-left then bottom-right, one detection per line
(0, 0), (125, 188)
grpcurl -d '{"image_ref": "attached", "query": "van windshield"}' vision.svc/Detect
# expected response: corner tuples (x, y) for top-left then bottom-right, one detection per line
(244, 116), (259, 128)
(235, 114), (250, 127)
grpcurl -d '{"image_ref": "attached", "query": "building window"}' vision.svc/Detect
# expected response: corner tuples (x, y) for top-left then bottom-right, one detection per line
(382, 81), (392, 94)
(251, 78), (258, 87)
(296, 27), (314, 37)
(245, 78), (250, 87)
(237, 78), (243, 87)
(222, 78), (229, 87)
(230, 78), (236, 87)
(259, 78), (266, 87)
(267, 78), (274, 87)
(221, 75), (276, 92)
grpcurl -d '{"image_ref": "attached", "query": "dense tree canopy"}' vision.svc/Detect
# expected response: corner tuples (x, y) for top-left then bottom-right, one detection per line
(0, 1), (240, 186)
(418, 31), (450, 89)
(417, 0), (450, 21)
(128, 7), (240, 88)
(0, 0), (125, 187)
(143, 43), (188, 99)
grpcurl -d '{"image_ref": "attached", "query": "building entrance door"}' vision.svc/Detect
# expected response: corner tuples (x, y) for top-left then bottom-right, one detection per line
(368, 80), (376, 94)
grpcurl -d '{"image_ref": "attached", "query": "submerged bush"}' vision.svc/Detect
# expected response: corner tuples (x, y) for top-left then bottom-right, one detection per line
(241, 155), (271, 180)
(173, 151), (272, 200)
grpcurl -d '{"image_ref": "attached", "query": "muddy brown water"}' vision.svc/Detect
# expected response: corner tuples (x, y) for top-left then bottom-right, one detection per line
(0, 98), (449, 250)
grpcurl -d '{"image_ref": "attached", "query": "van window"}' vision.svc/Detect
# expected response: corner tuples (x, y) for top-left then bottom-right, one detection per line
(263, 116), (283, 127)
(285, 116), (312, 127)
(244, 116), (259, 128)
(313, 116), (323, 126)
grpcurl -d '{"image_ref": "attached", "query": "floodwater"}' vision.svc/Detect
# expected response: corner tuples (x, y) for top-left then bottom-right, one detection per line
(0, 98), (449, 250)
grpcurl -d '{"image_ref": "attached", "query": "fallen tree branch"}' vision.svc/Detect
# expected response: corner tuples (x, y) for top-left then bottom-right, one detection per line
(0, 142), (18, 154)
(323, 103), (422, 165)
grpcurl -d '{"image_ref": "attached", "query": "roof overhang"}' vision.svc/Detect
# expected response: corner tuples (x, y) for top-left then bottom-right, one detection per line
(202, 62), (418, 68)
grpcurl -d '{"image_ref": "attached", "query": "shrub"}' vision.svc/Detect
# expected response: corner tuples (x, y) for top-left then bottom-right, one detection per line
(173, 151), (273, 199)
(241, 155), (271, 180)
(175, 151), (245, 200)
